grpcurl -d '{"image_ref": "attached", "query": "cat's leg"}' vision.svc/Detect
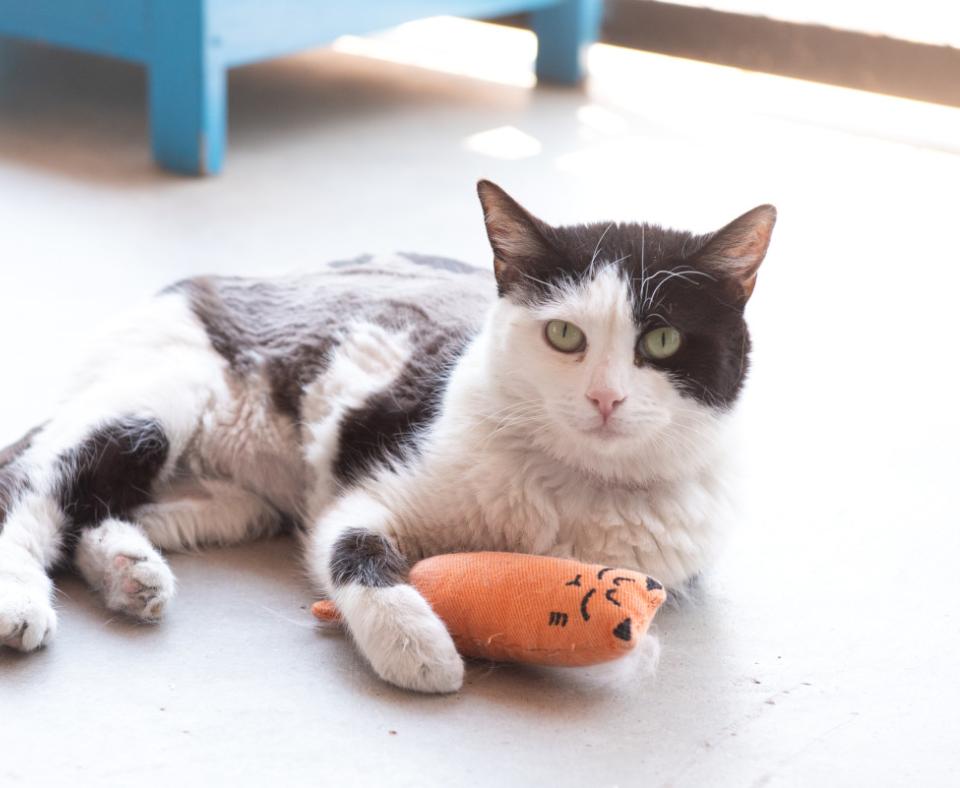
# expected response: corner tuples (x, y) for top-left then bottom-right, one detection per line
(132, 478), (284, 552)
(0, 294), (225, 649)
(72, 480), (281, 621)
(0, 493), (62, 651)
(295, 319), (461, 692)
(0, 413), (184, 649)
(303, 490), (464, 694)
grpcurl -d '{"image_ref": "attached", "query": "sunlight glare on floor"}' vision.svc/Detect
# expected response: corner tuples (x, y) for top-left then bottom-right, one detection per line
(585, 41), (960, 154)
(332, 15), (960, 164)
(462, 125), (542, 159)
(331, 16), (537, 88)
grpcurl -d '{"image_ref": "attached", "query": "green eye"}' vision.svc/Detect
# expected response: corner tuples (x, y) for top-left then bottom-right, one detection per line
(545, 320), (586, 353)
(642, 326), (682, 360)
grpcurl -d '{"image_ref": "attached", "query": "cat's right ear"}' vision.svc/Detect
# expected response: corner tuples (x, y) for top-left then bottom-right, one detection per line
(696, 204), (777, 305)
(477, 180), (555, 297)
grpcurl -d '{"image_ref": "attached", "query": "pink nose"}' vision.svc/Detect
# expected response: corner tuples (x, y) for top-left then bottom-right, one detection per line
(587, 388), (626, 423)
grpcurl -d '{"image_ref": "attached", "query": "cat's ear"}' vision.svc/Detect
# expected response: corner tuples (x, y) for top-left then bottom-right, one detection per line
(697, 205), (777, 304)
(477, 180), (555, 296)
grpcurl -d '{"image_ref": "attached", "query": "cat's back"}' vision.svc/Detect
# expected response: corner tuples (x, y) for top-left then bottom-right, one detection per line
(166, 253), (495, 421)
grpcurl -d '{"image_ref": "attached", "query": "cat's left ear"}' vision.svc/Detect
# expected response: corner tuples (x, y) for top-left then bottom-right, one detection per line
(697, 205), (777, 305)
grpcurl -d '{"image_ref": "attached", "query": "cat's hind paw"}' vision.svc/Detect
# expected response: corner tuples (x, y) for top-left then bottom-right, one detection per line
(75, 519), (176, 623)
(104, 553), (176, 622)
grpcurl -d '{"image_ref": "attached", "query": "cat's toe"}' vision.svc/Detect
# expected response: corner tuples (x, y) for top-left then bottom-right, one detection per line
(0, 580), (57, 651)
(413, 648), (465, 694)
(374, 639), (465, 694)
(105, 553), (176, 622)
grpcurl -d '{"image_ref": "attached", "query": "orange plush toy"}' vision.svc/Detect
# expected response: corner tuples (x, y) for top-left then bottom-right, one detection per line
(312, 552), (666, 667)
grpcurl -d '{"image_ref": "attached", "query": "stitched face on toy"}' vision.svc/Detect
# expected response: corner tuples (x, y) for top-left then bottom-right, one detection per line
(477, 180), (776, 484)
(547, 566), (665, 645)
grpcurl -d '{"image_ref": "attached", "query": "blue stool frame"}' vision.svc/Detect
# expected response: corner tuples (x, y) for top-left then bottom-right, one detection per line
(0, 0), (601, 175)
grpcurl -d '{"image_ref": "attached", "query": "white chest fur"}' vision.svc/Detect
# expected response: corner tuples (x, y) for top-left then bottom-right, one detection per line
(374, 326), (738, 590)
(386, 436), (733, 589)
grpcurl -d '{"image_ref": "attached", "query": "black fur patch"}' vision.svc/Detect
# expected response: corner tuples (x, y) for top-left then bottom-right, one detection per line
(168, 276), (338, 419)
(169, 271), (481, 422)
(56, 417), (169, 544)
(0, 424), (44, 533)
(333, 328), (470, 485)
(329, 528), (408, 587)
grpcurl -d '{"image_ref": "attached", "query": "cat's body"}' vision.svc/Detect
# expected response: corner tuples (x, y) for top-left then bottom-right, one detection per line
(0, 183), (775, 692)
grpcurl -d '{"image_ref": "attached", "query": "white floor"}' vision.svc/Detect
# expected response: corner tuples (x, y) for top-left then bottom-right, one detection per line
(1, 19), (959, 788)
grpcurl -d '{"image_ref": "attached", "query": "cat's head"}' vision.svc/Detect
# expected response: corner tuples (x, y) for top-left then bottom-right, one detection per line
(476, 180), (775, 483)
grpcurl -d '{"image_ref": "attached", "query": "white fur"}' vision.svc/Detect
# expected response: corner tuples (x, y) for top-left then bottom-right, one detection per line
(334, 583), (464, 693)
(1, 255), (737, 693)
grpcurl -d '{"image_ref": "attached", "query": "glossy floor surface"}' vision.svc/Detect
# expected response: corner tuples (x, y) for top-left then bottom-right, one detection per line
(1, 19), (958, 788)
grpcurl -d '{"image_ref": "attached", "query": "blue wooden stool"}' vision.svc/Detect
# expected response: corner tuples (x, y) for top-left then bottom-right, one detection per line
(0, 0), (601, 175)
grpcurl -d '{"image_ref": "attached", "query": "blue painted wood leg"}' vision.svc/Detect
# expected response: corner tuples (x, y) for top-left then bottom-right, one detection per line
(148, 0), (226, 175)
(531, 0), (602, 84)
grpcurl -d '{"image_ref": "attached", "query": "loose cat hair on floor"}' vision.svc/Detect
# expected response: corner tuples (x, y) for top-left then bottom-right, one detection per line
(0, 181), (775, 692)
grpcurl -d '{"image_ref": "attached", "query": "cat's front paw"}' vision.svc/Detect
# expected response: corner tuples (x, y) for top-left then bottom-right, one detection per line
(351, 585), (464, 694)
(371, 632), (465, 694)
(0, 576), (57, 652)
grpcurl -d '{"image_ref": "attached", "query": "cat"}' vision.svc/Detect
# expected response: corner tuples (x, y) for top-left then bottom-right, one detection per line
(0, 181), (775, 692)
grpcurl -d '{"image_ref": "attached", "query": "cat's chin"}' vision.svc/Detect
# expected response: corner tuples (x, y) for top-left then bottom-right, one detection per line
(580, 423), (630, 441)
(533, 418), (620, 455)
(561, 422), (643, 461)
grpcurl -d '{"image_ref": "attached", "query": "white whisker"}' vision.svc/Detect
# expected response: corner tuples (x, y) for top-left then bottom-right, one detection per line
(589, 223), (615, 272)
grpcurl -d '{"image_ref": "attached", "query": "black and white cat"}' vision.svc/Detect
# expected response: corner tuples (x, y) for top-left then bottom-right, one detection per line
(0, 182), (775, 692)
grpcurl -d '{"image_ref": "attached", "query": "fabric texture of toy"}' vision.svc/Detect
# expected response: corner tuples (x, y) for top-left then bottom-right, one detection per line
(312, 552), (666, 667)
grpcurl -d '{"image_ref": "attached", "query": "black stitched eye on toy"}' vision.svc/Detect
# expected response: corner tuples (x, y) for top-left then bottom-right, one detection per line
(579, 588), (596, 621)
(612, 618), (632, 641)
